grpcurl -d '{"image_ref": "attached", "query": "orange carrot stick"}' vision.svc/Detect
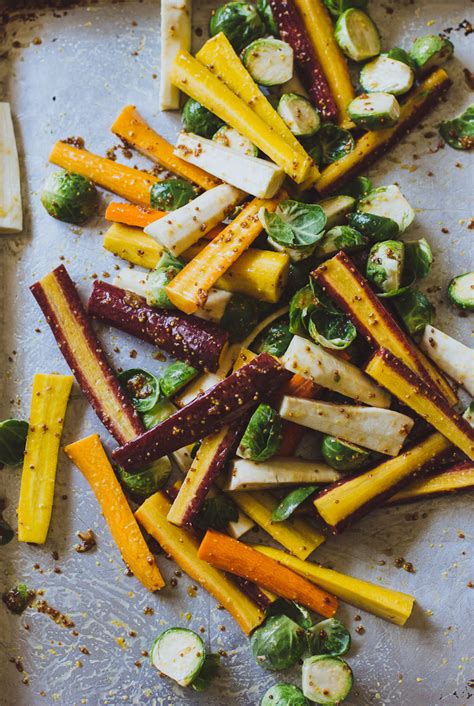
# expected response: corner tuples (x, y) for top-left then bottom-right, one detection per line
(64, 434), (165, 592)
(105, 202), (166, 228)
(166, 192), (286, 314)
(49, 141), (159, 207)
(111, 105), (220, 191)
(198, 530), (338, 617)
(277, 375), (321, 456)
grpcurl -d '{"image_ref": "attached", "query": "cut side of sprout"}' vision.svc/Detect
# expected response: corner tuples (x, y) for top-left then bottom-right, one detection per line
(212, 126), (258, 156)
(151, 627), (205, 687)
(335, 8), (381, 62)
(358, 185), (415, 232)
(318, 195), (356, 228)
(360, 55), (415, 95)
(277, 93), (321, 137)
(348, 92), (400, 130)
(302, 655), (353, 704)
(242, 37), (294, 87)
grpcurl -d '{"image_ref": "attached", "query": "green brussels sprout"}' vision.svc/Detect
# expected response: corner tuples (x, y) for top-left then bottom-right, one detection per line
(404, 237), (433, 281)
(145, 251), (184, 309)
(300, 133), (323, 165)
(323, 0), (367, 17)
(315, 225), (367, 258)
(335, 8), (380, 62)
(194, 495), (239, 531)
(343, 175), (372, 200)
(321, 435), (370, 471)
(272, 485), (320, 522)
(2, 583), (35, 614)
(220, 292), (259, 342)
(409, 34), (454, 74)
(118, 368), (160, 413)
(159, 362), (198, 398)
(209, 2), (266, 53)
(278, 94), (321, 137)
(238, 403), (282, 462)
(142, 397), (177, 430)
(348, 92), (401, 131)
(150, 179), (199, 211)
(349, 210), (399, 242)
(316, 124), (355, 165)
(302, 655), (353, 704)
(366, 240), (405, 294)
(439, 105), (474, 151)
(250, 615), (307, 671)
(254, 319), (293, 357)
(0, 419), (28, 466)
(182, 98), (225, 138)
(393, 288), (434, 336)
(289, 284), (356, 350)
(261, 199), (327, 262)
(256, 0), (279, 36)
(40, 170), (98, 224)
(261, 683), (309, 706)
(306, 618), (351, 657)
(447, 272), (474, 310)
(191, 653), (221, 692)
(242, 38), (294, 87)
(386, 47), (418, 74)
(116, 457), (172, 500)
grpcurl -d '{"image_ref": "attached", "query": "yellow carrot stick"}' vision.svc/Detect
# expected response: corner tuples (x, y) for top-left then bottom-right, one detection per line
(65, 434), (165, 592)
(18, 373), (73, 544)
(166, 192), (285, 314)
(102, 223), (290, 303)
(196, 34), (320, 184)
(111, 105), (220, 190)
(170, 51), (311, 183)
(49, 141), (159, 206)
(293, 0), (355, 128)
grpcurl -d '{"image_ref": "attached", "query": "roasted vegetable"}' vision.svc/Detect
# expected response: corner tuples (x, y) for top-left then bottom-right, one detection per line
(334, 8), (380, 62)
(316, 124), (355, 165)
(366, 240), (405, 294)
(360, 54), (414, 95)
(2, 583), (35, 614)
(315, 225), (367, 258)
(150, 179), (199, 211)
(386, 47), (418, 73)
(393, 288), (434, 335)
(194, 495), (239, 531)
(256, 0), (279, 34)
(343, 175), (372, 200)
(348, 93), (401, 130)
(212, 126), (258, 156)
(251, 615), (307, 671)
(324, 0), (367, 16)
(113, 353), (290, 471)
(289, 285), (357, 350)
(448, 272), (474, 310)
(409, 34), (454, 74)
(261, 683), (309, 706)
(319, 195), (356, 228)
(145, 252), (184, 308)
(220, 293), (259, 343)
(142, 398), (177, 430)
(40, 170), (98, 224)
(272, 485), (320, 522)
(261, 199), (327, 261)
(0, 419), (28, 466)
(302, 655), (353, 704)
(277, 93), (321, 137)
(151, 628), (206, 687)
(209, 2), (266, 53)
(349, 185), (414, 240)
(182, 98), (224, 138)
(226, 457), (340, 491)
(421, 325), (474, 396)
(88, 281), (229, 372)
(159, 362), (198, 398)
(116, 458), (172, 499)
(321, 435), (371, 472)
(254, 318), (292, 357)
(306, 617), (351, 656)
(439, 105), (474, 151)
(242, 38), (294, 86)
(119, 368), (160, 413)
(237, 403), (282, 462)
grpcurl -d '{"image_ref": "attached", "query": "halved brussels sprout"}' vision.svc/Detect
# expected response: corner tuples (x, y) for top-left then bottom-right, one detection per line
(150, 179), (199, 211)
(366, 240), (405, 293)
(142, 397), (177, 430)
(316, 124), (355, 165)
(324, 0), (367, 17)
(343, 175), (372, 200)
(40, 170), (98, 224)
(319, 195), (356, 228)
(182, 98), (225, 138)
(335, 8), (380, 62)
(146, 251), (184, 308)
(350, 185), (415, 239)
(209, 2), (266, 53)
(212, 126), (258, 156)
(321, 435), (371, 471)
(306, 617), (351, 656)
(0, 419), (28, 466)
(118, 368), (160, 413)
(237, 403), (282, 462)
(386, 47), (418, 73)
(254, 319), (293, 357)
(159, 362), (198, 398)
(251, 614), (307, 671)
(447, 272), (474, 310)
(439, 105), (474, 151)
(277, 94), (321, 137)
(116, 457), (172, 499)
(261, 683), (309, 706)
(409, 34), (454, 74)
(393, 288), (434, 335)
(348, 93), (400, 130)
(242, 38), (294, 87)
(302, 655), (353, 704)
(360, 55), (414, 96)
(315, 225), (367, 258)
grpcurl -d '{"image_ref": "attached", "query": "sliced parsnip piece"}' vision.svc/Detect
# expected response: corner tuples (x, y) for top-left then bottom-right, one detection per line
(279, 396), (413, 456)
(420, 325), (474, 396)
(282, 335), (390, 408)
(159, 0), (192, 110)
(144, 184), (245, 256)
(0, 103), (22, 234)
(225, 457), (342, 491)
(175, 132), (285, 199)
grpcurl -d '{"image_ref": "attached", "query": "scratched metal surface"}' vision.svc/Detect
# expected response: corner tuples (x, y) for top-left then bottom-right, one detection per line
(0, 1), (473, 704)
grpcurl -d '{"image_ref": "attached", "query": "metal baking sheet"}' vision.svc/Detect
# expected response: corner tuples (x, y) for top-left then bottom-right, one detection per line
(0, 1), (473, 704)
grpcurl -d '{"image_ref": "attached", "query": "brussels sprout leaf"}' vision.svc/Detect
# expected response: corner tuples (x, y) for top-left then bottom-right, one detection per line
(150, 179), (199, 211)
(250, 614), (307, 671)
(323, 0), (368, 17)
(194, 495), (239, 532)
(306, 618), (351, 656)
(146, 251), (184, 308)
(159, 362), (198, 399)
(316, 124), (355, 164)
(255, 319), (293, 357)
(393, 288), (434, 335)
(0, 419), (28, 466)
(272, 485), (320, 522)
(439, 105), (474, 150)
(260, 200), (327, 251)
(118, 369), (161, 413)
(238, 403), (282, 462)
